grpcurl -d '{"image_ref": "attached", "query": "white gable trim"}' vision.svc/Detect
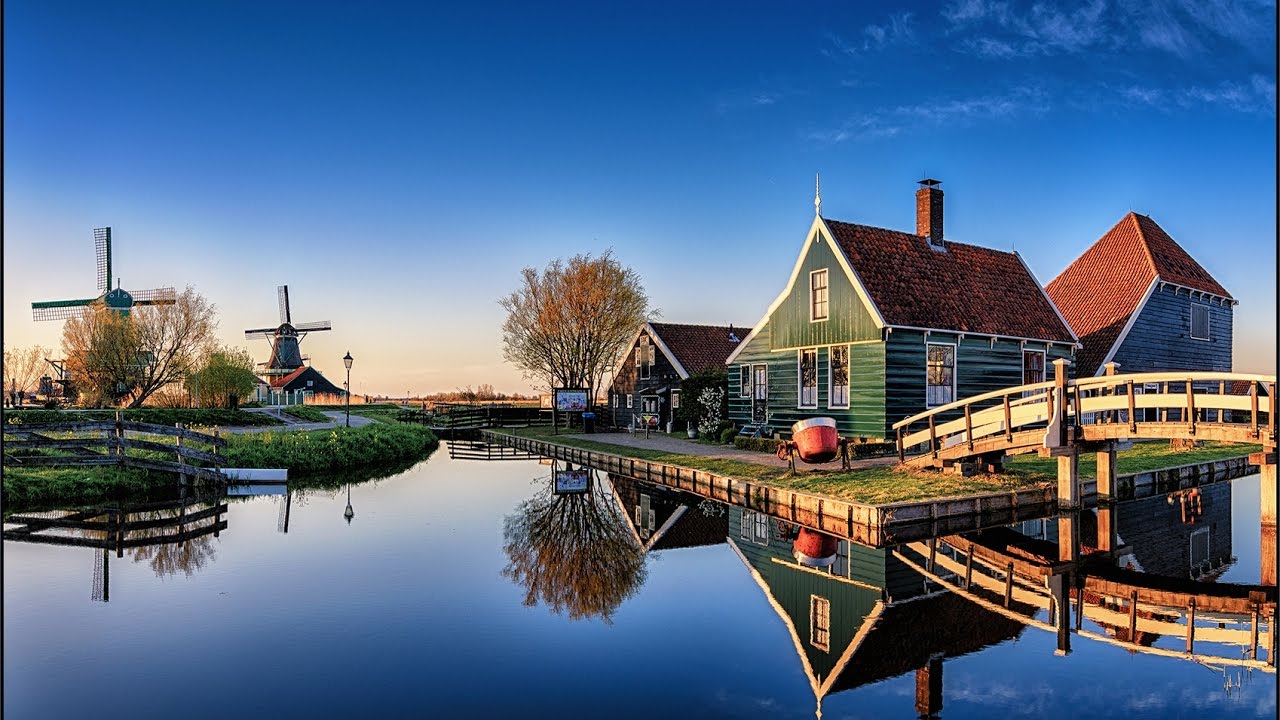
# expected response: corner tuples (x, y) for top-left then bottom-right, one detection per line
(1096, 275), (1160, 376)
(647, 325), (690, 379)
(1013, 250), (1079, 345)
(725, 217), (886, 366)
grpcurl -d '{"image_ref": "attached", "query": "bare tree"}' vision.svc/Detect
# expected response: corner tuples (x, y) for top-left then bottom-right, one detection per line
(3, 345), (51, 406)
(62, 287), (218, 407)
(499, 251), (650, 404)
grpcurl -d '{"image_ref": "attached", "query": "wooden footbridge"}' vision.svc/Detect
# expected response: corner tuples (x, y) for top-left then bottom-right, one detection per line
(894, 362), (1276, 508)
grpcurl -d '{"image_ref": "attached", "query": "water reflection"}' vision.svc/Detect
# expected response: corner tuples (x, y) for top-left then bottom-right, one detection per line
(501, 462), (647, 623)
(2, 492), (227, 601)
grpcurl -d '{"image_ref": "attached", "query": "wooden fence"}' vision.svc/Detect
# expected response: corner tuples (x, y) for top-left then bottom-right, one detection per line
(2, 413), (226, 483)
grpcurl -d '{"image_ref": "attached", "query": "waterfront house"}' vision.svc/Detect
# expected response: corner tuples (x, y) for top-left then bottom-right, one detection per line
(256, 365), (346, 405)
(726, 180), (1078, 440)
(1046, 212), (1235, 379)
(608, 322), (745, 431)
(609, 474), (728, 553)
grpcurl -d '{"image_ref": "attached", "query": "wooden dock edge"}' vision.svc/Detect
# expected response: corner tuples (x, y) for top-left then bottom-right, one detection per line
(483, 432), (1259, 536)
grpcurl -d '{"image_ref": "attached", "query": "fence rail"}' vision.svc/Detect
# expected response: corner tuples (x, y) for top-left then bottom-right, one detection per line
(2, 413), (226, 483)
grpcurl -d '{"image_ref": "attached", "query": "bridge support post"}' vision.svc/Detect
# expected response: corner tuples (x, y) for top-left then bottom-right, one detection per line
(1095, 502), (1117, 554)
(1096, 444), (1117, 500)
(914, 654), (943, 719)
(1057, 451), (1080, 509)
(1057, 511), (1079, 564)
(1251, 451), (1276, 586)
(1048, 572), (1072, 656)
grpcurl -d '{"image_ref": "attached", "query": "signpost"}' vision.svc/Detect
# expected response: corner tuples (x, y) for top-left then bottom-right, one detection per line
(552, 388), (589, 435)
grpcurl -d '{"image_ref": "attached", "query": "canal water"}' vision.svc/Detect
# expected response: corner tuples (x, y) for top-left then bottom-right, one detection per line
(3, 446), (1275, 719)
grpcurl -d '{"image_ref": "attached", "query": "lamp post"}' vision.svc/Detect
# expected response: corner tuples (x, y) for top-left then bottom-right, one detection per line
(344, 483), (355, 524)
(343, 351), (354, 428)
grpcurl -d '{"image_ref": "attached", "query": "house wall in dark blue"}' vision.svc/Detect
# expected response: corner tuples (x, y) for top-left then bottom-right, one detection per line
(1111, 285), (1233, 374)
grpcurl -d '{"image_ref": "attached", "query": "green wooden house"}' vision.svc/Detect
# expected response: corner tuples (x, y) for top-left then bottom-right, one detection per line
(726, 180), (1078, 440)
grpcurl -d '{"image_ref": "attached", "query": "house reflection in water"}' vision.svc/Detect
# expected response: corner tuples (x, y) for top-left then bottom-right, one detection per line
(725, 507), (1025, 718)
(609, 474), (729, 553)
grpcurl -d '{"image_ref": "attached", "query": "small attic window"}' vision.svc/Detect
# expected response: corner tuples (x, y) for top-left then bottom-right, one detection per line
(1191, 304), (1210, 340)
(810, 269), (829, 322)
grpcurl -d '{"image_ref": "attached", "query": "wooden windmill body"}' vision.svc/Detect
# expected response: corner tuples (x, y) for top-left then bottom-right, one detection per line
(244, 285), (332, 378)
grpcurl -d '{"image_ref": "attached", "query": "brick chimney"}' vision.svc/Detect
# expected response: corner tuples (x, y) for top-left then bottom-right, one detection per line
(916, 179), (944, 249)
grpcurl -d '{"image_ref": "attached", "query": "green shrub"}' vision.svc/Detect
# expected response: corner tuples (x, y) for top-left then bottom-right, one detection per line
(2, 408), (283, 427)
(223, 422), (439, 475)
(719, 426), (737, 444)
(282, 406), (330, 423)
(850, 441), (897, 458)
(734, 436), (783, 453)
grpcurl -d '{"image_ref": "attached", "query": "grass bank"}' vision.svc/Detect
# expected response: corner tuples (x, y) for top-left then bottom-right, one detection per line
(498, 427), (1260, 506)
(3, 407), (282, 427)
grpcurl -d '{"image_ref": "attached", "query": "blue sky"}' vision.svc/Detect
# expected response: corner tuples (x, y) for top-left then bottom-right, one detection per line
(4, 0), (1275, 395)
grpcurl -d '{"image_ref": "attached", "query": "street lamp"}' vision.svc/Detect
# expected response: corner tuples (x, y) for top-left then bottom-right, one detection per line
(344, 483), (355, 524)
(343, 351), (354, 428)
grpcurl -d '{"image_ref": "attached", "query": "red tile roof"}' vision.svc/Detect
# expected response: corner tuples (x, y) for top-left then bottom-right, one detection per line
(1046, 212), (1230, 377)
(823, 219), (1075, 343)
(267, 366), (308, 389)
(650, 322), (745, 377)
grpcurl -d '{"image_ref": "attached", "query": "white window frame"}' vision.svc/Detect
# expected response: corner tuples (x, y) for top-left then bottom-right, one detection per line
(810, 595), (831, 651)
(740, 366), (752, 399)
(798, 349), (818, 409)
(752, 511), (769, 545)
(828, 345), (850, 409)
(810, 269), (829, 322)
(1190, 303), (1210, 341)
(1022, 348), (1046, 386)
(671, 390), (681, 410)
(611, 394), (618, 408)
(926, 342), (957, 408)
(638, 339), (653, 379)
(626, 395), (633, 408)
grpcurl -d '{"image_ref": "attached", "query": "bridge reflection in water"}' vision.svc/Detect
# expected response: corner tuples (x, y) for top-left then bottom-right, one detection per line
(451, 440), (1276, 718)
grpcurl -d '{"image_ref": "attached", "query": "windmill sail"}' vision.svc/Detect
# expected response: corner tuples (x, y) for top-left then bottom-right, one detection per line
(246, 284), (332, 376)
(31, 227), (174, 322)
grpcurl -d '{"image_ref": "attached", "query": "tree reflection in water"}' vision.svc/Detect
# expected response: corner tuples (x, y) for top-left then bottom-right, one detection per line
(502, 473), (646, 624)
(127, 514), (218, 579)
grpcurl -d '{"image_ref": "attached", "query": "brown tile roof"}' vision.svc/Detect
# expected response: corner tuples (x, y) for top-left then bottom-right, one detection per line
(267, 366), (308, 389)
(650, 322), (746, 377)
(823, 219), (1075, 343)
(1046, 212), (1231, 377)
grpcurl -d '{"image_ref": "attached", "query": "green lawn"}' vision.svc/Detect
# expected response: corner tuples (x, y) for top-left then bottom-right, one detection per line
(497, 427), (1260, 506)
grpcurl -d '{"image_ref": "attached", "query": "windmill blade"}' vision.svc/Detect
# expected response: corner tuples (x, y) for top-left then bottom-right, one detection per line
(278, 285), (291, 325)
(293, 320), (332, 332)
(32, 298), (96, 322)
(245, 328), (277, 338)
(95, 227), (112, 294)
(128, 287), (177, 305)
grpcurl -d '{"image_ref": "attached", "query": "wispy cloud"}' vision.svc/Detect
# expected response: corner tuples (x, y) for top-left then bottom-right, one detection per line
(823, 11), (918, 59)
(1114, 74), (1277, 114)
(944, 0), (1275, 59)
(807, 85), (1049, 144)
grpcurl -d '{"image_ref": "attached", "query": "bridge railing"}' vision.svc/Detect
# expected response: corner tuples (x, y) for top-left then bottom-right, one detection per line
(895, 370), (1276, 465)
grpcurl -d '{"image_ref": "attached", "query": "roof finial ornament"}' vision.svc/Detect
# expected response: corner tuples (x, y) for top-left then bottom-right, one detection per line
(814, 172), (822, 216)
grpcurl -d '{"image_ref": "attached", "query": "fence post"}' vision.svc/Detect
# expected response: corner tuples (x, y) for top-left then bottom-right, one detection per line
(1186, 379), (1196, 435)
(115, 410), (124, 467)
(176, 422), (187, 487)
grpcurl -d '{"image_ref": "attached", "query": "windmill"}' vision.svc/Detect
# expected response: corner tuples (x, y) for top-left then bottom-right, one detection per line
(244, 285), (332, 376)
(31, 227), (177, 321)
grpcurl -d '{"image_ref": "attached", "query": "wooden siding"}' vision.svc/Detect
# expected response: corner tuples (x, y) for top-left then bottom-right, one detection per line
(885, 330), (1074, 435)
(1111, 285), (1233, 374)
(1114, 479), (1233, 579)
(769, 233), (881, 351)
(729, 322), (886, 439)
(607, 330), (684, 429)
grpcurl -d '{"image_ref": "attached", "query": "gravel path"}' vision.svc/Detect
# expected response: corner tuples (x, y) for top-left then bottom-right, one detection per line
(554, 430), (898, 471)
(219, 410), (376, 434)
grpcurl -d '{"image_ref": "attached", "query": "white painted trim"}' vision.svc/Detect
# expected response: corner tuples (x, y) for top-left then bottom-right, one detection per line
(886, 324), (1077, 348)
(1014, 250), (1080, 344)
(770, 338), (880, 354)
(1158, 279), (1235, 306)
(797, 348), (818, 409)
(739, 365), (752, 399)
(809, 268), (829, 323)
(642, 504), (688, 553)
(828, 344), (850, 409)
(725, 217), (886, 366)
(1096, 276), (1160, 375)
(925, 341), (958, 408)
(809, 594), (831, 651)
(1021, 347), (1047, 385)
(612, 323), (691, 380)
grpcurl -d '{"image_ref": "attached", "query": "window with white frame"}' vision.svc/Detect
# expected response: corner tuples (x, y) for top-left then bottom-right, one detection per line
(611, 394), (618, 408)
(810, 270), (829, 322)
(671, 390), (681, 410)
(829, 345), (849, 408)
(1191, 304), (1210, 340)
(626, 395), (633, 408)
(810, 595), (831, 651)
(740, 366), (752, 398)
(752, 511), (769, 544)
(638, 339), (654, 379)
(799, 349), (818, 408)
(926, 343), (955, 407)
(740, 510), (752, 541)
(1022, 349), (1045, 385)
